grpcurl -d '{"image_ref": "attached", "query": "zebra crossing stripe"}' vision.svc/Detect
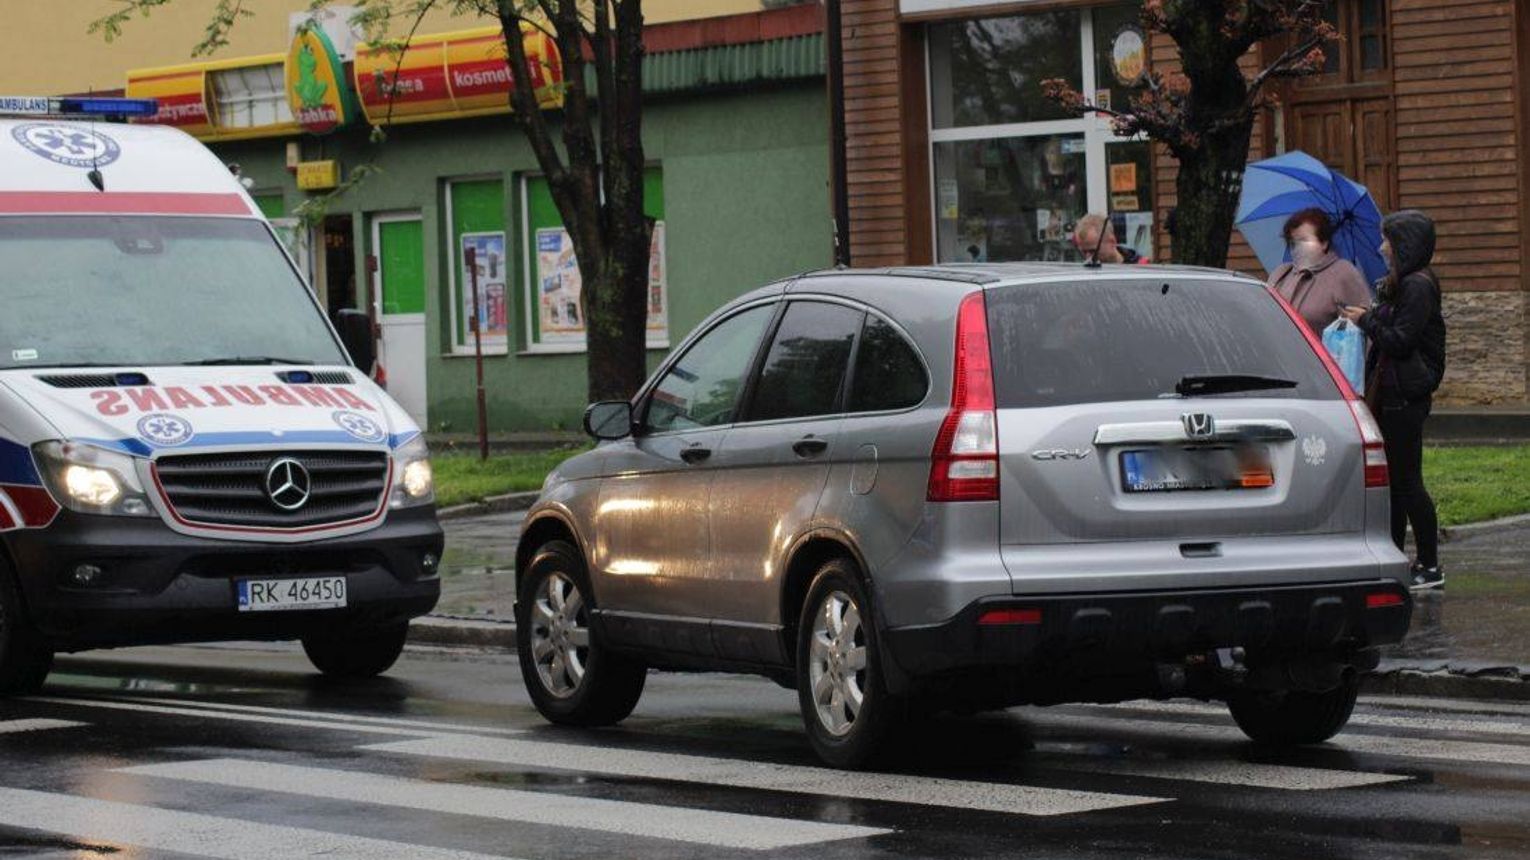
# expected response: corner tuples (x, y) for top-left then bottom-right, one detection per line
(0, 719), (85, 734)
(0, 787), (515, 860)
(363, 735), (1170, 816)
(1035, 714), (1530, 767)
(1054, 756), (1412, 790)
(1101, 700), (1530, 738)
(27, 696), (496, 739)
(118, 758), (891, 850)
(102, 695), (525, 737)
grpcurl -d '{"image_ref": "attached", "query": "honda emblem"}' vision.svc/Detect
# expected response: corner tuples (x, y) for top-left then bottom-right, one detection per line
(1182, 413), (1215, 439)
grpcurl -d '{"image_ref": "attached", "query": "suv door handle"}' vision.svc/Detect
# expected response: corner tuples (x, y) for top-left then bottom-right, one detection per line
(680, 445), (712, 464)
(792, 437), (829, 458)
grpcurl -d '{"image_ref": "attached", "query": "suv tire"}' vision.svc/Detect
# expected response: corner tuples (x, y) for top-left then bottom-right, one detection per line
(302, 623), (408, 679)
(517, 540), (646, 727)
(796, 558), (903, 769)
(0, 560), (53, 696)
(1227, 675), (1360, 745)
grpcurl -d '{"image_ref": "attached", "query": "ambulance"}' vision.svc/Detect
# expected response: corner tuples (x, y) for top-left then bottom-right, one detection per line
(0, 98), (442, 693)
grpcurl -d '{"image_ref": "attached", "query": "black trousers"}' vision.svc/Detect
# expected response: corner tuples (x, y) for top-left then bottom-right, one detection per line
(1376, 396), (1439, 568)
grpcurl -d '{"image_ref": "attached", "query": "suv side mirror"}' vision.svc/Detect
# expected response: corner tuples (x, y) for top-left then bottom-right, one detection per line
(334, 309), (376, 374)
(584, 401), (634, 440)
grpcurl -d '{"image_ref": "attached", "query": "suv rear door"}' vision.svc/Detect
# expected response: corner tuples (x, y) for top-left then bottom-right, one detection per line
(984, 276), (1366, 575)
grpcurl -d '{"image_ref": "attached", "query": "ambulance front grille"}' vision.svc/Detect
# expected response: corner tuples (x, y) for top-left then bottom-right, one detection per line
(154, 450), (390, 529)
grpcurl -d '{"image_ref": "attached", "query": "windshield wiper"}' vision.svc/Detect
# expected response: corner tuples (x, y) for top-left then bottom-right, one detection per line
(1175, 374), (1298, 397)
(183, 356), (313, 366)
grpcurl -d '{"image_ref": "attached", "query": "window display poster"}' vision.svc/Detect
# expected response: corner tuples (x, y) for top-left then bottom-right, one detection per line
(534, 221), (669, 343)
(1124, 212), (1154, 260)
(460, 231), (508, 341)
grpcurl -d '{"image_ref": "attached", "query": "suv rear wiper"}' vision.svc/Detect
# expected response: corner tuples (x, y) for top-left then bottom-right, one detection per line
(183, 356), (312, 366)
(1175, 374), (1298, 397)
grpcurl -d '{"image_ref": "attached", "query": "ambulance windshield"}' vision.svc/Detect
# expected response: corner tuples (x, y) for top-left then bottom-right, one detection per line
(0, 216), (348, 369)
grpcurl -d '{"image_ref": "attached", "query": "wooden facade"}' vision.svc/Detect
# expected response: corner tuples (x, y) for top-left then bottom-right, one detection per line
(834, 0), (1530, 401)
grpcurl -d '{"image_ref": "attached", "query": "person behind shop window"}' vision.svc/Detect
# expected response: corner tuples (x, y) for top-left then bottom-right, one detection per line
(1339, 210), (1447, 591)
(1072, 213), (1150, 265)
(1267, 207), (1372, 335)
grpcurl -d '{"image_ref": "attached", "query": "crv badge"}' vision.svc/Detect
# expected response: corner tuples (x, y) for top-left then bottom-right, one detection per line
(1182, 412), (1215, 438)
(1032, 448), (1090, 461)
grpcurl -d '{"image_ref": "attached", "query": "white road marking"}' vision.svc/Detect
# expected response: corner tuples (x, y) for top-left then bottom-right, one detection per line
(1037, 714), (1530, 767)
(0, 718), (85, 734)
(0, 787), (515, 860)
(364, 735), (1170, 816)
(1102, 699), (1530, 738)
(1055, 755), (1412, 790)
(27, 696), (498, 739)
(120, 758), (891, 850)
(106, 695), (524, 737)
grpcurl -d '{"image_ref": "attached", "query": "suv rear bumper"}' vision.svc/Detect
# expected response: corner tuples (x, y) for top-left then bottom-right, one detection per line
(883, 579), (1410, 680)
(5, 506), (443, 650)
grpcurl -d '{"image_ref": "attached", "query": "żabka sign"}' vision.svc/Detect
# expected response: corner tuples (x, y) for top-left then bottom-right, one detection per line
(285, 23), (359, 135)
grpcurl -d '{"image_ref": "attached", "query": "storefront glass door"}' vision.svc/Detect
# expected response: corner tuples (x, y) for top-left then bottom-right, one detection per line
(928, 4), (1153, 263)
(371, 212), (428, 426)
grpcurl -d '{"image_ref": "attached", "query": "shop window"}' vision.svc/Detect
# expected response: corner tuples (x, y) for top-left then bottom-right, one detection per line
(929, 4), (1155, 264)
(446, 177), (509, 355)
(928, 11), (1082, 129)
(211, 62), (291, 129)
(522, 167), (668, 353)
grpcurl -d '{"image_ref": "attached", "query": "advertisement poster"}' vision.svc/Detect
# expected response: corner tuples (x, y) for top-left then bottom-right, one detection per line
(460, 231), (509, 345)
(536, 221), (668, 344)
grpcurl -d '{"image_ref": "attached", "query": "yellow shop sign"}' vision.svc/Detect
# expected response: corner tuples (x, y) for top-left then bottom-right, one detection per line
(296, 160), (341, 190)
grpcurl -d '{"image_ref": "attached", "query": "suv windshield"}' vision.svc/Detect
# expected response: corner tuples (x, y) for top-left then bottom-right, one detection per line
(985, 278), (1339, 408)
(0, 216), (346, 370)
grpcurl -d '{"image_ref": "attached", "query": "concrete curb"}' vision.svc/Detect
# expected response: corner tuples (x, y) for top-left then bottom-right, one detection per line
(1439, 511), (1530, 543)
(1363, 660), (1530, 702)
(436, 491), (540, 522)
(409, 615), (517, 650)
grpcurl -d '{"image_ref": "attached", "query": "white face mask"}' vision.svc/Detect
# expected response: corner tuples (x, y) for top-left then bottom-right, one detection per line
(1290, 237), (1324, 269)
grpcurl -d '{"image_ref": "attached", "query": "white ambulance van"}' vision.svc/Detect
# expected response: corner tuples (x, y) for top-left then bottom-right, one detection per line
(0, 98), (442, 693)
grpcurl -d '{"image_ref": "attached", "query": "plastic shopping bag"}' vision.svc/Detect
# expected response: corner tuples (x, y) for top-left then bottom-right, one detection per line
(1321, 318), (1366, 394)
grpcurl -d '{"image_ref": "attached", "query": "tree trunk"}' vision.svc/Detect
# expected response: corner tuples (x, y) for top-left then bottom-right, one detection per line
(1170, 122), (1252, 268)
(582, 233), (653, 403)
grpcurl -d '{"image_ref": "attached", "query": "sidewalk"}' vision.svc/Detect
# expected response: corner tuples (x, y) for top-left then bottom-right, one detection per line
(420, 508), (1530, 699)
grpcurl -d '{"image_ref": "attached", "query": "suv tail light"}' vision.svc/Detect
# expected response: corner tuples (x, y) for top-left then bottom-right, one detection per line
(928, 290), (999, 502)
(1268, 287), (1388, 489)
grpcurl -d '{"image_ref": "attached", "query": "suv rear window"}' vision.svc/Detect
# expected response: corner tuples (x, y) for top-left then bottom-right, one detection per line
(984, 278), (1340, 408)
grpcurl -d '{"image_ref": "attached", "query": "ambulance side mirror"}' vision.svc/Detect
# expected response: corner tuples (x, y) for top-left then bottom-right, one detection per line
(334, 309), (376, 374)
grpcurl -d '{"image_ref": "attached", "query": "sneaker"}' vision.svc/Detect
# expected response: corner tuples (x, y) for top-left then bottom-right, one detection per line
(1409, 564), (1445, 591)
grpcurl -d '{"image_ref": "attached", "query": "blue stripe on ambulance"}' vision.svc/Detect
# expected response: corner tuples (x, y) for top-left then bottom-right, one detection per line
(0, 437), (42, 486)
(75, 430), (421, 457)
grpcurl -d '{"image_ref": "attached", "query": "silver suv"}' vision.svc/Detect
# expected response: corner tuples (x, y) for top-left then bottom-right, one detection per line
(515, 263), (1412, 768)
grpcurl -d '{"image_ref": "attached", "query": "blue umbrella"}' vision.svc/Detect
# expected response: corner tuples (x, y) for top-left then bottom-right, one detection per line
(1235, 151), (1387, 289)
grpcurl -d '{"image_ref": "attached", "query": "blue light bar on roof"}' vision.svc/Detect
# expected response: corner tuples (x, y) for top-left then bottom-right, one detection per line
(0, 96), (159, 118)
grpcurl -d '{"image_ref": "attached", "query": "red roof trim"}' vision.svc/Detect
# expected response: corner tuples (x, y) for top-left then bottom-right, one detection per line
(642, 4), (824, 55)
(0, 191), (253, 216)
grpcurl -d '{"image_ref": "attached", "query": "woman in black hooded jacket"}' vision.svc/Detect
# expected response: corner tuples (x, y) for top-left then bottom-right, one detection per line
(1341, 210), (1447, 590)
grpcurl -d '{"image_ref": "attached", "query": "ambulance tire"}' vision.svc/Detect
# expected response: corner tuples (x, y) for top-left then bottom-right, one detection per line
(0, 560), (53, 696)
(301, 623), (409, 679)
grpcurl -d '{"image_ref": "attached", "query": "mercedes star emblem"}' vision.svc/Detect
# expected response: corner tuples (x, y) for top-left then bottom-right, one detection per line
(264, 458), (312, 512)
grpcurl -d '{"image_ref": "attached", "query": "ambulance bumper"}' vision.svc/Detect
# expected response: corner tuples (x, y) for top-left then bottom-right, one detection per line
(5, 506), (443, 650)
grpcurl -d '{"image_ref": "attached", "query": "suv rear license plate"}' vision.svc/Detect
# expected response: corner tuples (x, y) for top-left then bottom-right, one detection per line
(237, 576), (347, 612)
(1121, 446), (1274, 493)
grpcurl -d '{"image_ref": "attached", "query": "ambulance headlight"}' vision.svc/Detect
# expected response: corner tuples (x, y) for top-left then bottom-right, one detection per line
(33, 442), (154, 518)
(390, 436), (434, 508)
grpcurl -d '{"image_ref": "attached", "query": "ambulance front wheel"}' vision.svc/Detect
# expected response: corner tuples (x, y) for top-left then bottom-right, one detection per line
(0, 559), (53, 696)
(302, 622), (409, 679)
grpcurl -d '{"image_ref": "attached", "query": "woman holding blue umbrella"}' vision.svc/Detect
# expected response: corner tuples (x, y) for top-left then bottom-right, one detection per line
(1267, 207), (1371, 335)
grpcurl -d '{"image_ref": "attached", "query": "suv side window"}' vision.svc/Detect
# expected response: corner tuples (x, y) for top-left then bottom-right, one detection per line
(848, 314), (927, 412)
(645, 304), (775, 433)
(747, 301), (863, 422)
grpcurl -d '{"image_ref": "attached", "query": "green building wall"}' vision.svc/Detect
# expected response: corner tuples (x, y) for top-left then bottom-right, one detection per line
(215, 82), (831, 432)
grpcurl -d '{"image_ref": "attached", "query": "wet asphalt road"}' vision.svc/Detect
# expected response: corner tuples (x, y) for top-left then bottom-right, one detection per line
(2, 645), (1529, 859)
